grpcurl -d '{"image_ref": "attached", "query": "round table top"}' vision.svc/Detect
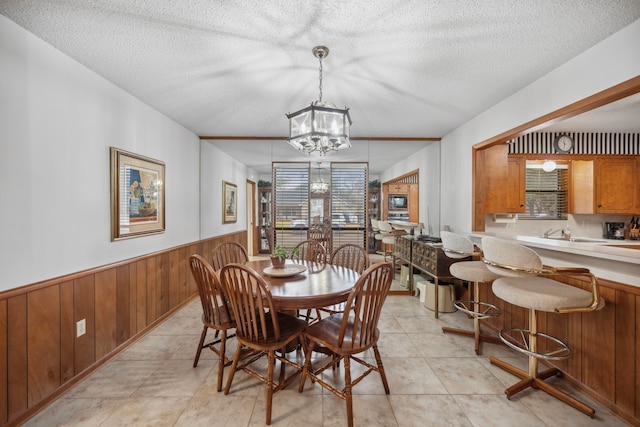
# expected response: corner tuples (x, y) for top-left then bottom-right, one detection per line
(245, 259), (360, 311)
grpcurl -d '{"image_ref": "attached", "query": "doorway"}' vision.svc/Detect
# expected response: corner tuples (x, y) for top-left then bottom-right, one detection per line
(246, 180), (256, 255)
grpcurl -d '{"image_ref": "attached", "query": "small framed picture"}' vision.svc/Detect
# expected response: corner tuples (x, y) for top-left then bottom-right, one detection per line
(110, 147), (165, 240)
(223, 181), (237, 223)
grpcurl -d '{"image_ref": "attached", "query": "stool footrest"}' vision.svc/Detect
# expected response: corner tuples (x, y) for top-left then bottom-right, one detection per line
(454, 300), (502, 319)
(499, 328), (572, 360)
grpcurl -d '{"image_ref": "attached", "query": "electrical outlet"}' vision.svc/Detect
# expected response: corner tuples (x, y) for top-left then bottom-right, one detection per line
(76, 318), (86, 338)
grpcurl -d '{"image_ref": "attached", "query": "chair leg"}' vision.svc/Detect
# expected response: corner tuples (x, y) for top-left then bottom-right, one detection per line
(441, 281), (503, 355)
(216, 331), (227, 392)
(299, 340), (316, 392)
(266, 351), (275, 425)
(489, 309), (596, 417)
(344, 355), (354, 427)
(193, 325), (208, 367)
(372, 345), (390, 394)
(224, 342), (243, 395)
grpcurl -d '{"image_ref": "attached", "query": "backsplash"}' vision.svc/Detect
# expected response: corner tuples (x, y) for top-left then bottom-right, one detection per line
(509, 132), (640, 155)
(483, 213), (633, 240)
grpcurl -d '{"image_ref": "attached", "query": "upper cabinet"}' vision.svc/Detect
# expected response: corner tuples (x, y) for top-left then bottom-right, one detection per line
(475, 145), (525, 217)
(595, 157), (638, 214)
(571, 157), (638, 214)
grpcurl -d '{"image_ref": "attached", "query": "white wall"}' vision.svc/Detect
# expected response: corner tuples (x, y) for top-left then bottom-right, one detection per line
(200, 141), (256, 238)
(440, 18), (640, 234)
(0, 15), (201, 290)
(379, 141), (441, 235)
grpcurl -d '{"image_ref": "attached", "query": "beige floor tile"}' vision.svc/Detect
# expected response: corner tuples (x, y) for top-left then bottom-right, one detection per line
(427, 357), (507, 395)
(99, 396), (191, 426)
(24, 293), (630, 427)
(389, 394), (473, 427)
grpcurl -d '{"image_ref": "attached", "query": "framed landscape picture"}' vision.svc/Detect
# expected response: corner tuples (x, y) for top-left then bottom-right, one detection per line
(223, 181), (237, 223)
(110, 147), (165, 240)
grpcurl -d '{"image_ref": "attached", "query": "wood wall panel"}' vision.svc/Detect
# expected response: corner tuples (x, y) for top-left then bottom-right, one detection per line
(160, 253), (170, 316)
(583, 285), (616, 397)
(636, 295), (640, 420)
(135, 259), (147, 332)
(7, 296), (27, 421)
(26, 286), (60, 406)
(615, 290), (636, 415)
(95, 270), (117, 360)
(146, 256), (158, 324)
(0, 232), (246, 426)
(0, 301), (7, 424)
(59, 281), (74, 384)
(116, 265), (131, 346)
(73, 275), (95, 374)
(169, 250), (181, 309)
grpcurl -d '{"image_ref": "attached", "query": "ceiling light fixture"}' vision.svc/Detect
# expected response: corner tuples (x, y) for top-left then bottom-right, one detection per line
(542, 160), (557, 172)
(310, 162), (330, 193)
(286, 46), (352, 156)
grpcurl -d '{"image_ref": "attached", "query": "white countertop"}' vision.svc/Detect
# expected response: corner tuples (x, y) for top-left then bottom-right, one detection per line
(467, 232), (640, 287)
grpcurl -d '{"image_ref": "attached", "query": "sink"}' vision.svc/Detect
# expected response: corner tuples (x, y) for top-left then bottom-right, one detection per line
(542, 236), (607, 243)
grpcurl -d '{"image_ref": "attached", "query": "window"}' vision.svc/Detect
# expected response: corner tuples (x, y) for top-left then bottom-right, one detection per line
(273, 163), (309, 248)
(331, 163), (367, 248)
(271, 162), (368, 251)
(520, 162), (568, 219)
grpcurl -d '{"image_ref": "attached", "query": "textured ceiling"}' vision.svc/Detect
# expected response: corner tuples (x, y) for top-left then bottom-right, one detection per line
(2, 1), (639, 173)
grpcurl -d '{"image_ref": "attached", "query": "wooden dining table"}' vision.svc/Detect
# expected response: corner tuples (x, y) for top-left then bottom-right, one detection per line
(244, 259), (360, 311)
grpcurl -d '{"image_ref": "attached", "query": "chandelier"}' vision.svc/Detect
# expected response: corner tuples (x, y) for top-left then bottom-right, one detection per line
(310, 179), (329, 194)
(286, 46), (352, 155)
(310, 162), (330, 193)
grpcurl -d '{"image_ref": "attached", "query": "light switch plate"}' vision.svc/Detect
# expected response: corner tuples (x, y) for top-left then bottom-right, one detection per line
(76, 318), (86, 337)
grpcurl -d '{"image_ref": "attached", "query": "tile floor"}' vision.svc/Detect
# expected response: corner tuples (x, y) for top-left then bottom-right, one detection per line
(25, 291), (629, 426)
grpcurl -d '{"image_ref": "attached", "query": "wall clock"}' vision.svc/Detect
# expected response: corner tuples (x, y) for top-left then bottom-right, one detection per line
(553, 134), (574, 153)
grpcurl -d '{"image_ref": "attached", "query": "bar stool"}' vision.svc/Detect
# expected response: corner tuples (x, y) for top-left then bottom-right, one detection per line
(481, 236), (604, 417)
(440, 231), (502, 355)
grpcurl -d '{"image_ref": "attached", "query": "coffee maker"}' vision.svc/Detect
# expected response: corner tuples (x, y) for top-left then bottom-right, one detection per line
(604, 222), (625, 240)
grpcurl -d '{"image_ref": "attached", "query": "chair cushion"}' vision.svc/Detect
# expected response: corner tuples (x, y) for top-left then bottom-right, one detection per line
(492, 276), (593, 312)
(450, 261), (501, 283)
(382, 236), (395, 244)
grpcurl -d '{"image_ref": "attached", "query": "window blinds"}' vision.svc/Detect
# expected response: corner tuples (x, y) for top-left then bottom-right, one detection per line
(521, 167), (568, 219)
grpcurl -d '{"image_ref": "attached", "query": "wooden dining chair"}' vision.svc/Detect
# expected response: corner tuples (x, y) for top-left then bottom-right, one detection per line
(219, 263), (307, 425)
(330, 243), (369, 274)
(211, 242), (248, 271)
(298, 261), (394, 427)
(317, 244), (369, 318)
(292, 239), (327, 264)
(188, 254), (236, 392)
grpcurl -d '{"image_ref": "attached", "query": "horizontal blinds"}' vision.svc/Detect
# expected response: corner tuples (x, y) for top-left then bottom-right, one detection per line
(273, 163), (309, 249)
(331, 163), (367, 248)
(520, 167), (568, 219)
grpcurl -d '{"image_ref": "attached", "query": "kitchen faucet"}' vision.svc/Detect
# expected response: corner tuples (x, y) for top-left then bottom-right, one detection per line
(542, 228), (562, 238)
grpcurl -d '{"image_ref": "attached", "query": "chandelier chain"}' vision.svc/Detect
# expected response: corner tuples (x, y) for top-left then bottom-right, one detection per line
(318, 54), (323, 103)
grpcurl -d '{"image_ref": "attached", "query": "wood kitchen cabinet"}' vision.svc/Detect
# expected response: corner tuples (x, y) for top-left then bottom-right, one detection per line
(571, 157), (638, 214)
(476, 145), (526, 214)
(596, 157), (637, 214)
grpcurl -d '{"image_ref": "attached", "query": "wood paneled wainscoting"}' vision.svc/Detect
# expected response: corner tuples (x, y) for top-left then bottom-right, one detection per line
(478, 274), (640, 426)
(0, 231), (246, 427)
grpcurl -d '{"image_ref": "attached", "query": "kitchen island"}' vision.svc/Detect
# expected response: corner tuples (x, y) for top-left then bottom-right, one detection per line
(468, 233), (640, 286)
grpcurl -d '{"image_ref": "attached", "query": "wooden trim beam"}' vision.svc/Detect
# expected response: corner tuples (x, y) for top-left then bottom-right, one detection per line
(473, 75), (640, 150)
(199, 135), (440, 142)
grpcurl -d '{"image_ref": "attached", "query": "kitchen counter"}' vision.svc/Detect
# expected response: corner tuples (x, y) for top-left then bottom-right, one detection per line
(468, 233), (640, 287)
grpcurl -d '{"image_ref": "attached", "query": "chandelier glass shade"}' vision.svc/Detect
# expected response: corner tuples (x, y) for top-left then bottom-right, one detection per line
(287, 46), (352, 155)
(310, 177), (330, 193)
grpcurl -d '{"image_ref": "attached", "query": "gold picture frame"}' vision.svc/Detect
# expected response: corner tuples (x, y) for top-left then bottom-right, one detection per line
(110, 147), (165, 240)
(223, 181), (237, 223)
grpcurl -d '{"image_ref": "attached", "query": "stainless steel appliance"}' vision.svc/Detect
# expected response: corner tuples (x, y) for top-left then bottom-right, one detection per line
(604, 222), (625, 240)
